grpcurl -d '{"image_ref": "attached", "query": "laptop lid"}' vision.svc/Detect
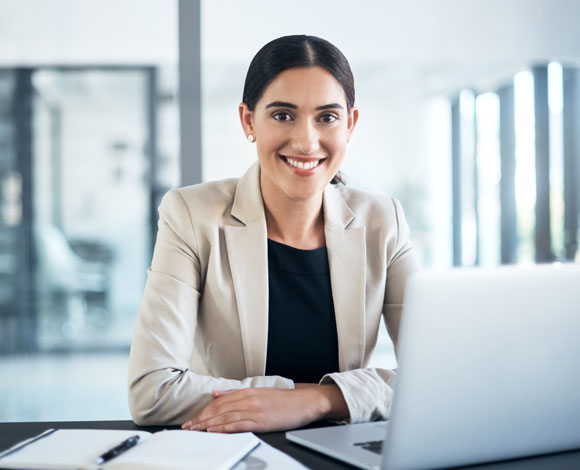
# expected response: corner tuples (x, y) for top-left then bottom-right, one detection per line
(383, 264), (580, 470)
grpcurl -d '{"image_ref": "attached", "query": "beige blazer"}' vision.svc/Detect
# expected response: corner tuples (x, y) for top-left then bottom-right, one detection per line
(128, 161), (421, 426)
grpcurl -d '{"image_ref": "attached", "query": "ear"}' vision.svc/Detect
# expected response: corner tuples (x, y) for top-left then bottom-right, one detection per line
(347, 106), (359, 142)
(239, 102), (254, 139)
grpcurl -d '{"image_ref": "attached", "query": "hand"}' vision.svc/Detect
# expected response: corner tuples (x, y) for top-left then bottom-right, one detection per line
(181, 385), (348, 433)
(181, 387), (318, 433)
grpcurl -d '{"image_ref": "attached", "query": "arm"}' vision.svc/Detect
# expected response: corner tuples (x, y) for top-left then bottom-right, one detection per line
(318, 198), (421, 423)
(128, 190), (293, 426)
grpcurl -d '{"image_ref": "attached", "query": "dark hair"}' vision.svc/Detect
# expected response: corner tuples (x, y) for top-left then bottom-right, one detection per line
(242, 35), (355, 185)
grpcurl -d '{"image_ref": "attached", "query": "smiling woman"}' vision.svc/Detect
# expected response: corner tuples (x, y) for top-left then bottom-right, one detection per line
(241, 65), (357, 249)
(128, 35), (421, 433)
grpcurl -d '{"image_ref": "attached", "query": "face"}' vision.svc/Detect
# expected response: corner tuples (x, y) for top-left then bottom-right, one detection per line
(239, 66), (358, 202)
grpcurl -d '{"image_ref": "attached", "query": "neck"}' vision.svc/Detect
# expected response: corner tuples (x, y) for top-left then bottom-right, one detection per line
(261, 176), (325, 250)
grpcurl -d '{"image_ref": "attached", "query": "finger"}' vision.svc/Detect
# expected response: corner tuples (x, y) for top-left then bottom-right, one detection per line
(190, 394), (239, 423)
(207, 420), (258, 433)
(182, 402), (221, 429)
(183, 388), (275, 430)
(196, 411), (254, 431)
(212, 389), (240, 398)
(181, 421), (201, 430)
(184, 395), (253, 429)
(183, 420), (204, 431)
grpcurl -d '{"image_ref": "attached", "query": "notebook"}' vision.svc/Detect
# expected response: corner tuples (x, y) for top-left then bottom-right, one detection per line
(287, 264), (580, 470)
(0, 428), (260, 470)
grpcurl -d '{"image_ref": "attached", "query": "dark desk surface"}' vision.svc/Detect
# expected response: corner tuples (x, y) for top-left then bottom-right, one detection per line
(1, 420), (580, 469)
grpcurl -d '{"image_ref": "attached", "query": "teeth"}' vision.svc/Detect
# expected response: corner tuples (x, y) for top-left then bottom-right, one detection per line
(286, 157), (321, 170)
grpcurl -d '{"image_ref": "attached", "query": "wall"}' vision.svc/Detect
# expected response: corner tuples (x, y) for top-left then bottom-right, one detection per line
(202, 0), (580, 65)
(0, 0), (177, 65)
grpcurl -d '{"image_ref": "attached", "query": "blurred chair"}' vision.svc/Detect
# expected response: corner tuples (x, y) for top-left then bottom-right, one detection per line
(34, 223), (111, 340)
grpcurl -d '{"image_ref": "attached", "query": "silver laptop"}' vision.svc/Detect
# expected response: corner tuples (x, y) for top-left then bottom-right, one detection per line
(286, 264), (580, 469)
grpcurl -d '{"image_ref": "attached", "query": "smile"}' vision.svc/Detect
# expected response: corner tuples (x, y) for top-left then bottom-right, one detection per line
(279, 155), (325, 172)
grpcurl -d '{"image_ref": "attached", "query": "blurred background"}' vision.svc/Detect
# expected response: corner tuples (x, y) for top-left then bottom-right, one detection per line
(0, 0), (578, 421)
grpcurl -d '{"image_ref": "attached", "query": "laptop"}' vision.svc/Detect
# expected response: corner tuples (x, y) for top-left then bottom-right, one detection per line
(286, 264), (580, 469)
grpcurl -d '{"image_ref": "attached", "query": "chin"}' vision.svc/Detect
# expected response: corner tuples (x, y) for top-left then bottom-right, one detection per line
(283, 185), (325, 201)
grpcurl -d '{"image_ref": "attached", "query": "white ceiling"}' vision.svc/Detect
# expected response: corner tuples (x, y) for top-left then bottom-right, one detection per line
(0, 0), (579, 67)
(202, 0), (580, 65)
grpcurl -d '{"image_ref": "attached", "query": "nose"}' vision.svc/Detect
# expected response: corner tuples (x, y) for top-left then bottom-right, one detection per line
(291, 119), (320, 155)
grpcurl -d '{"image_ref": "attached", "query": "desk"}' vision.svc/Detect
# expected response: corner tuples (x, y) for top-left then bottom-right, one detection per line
(1, 421), (580, 469)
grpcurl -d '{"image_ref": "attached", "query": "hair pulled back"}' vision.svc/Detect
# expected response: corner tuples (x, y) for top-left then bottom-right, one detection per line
(242, 35), (355, 112)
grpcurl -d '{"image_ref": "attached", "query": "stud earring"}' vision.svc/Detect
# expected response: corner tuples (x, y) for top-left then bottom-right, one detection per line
(247, 134), (255, 142)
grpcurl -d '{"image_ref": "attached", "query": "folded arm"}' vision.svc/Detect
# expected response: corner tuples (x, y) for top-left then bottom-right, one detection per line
(128, 191), (293, 426)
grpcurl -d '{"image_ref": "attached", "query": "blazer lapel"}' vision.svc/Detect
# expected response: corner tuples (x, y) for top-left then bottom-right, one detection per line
(225, 163), (366, 377)
(225, 162), (269, 377)
(323, 185), (367, 371)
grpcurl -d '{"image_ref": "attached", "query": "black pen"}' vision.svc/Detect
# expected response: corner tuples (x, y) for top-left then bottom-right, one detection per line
(96, 435), (140, 464)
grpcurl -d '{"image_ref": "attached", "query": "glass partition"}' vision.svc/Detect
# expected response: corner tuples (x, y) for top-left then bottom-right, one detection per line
(32, 69), (151, 351)
(0, 0), (179, 422)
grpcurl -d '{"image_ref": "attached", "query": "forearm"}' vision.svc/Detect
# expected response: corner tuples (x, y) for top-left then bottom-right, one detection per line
(129, 367), (295, 426)
(308, 384), (350, 421)
(320, 368), (395, 423)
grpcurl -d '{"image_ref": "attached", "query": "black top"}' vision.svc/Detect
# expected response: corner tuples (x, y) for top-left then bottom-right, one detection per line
(265, 238), (339, 383)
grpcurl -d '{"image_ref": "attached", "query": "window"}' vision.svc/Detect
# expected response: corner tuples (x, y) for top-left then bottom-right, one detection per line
(451, 64), (580, 266)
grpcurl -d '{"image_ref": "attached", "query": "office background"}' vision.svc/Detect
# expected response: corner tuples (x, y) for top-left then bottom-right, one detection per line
(0, 0), (578, 421)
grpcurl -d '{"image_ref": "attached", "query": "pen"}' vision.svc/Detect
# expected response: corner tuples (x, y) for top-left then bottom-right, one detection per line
(96, 435), (140, 464)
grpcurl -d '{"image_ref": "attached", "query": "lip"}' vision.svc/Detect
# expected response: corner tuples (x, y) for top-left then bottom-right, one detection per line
(279, 154), (326, 175)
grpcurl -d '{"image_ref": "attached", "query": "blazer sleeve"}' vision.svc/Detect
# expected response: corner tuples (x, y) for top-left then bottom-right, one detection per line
(128, 190), (293, 426)
(319, 198), (421, 423)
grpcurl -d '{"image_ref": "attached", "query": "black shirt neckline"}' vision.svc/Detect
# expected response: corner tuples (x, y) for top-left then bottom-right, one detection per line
(267, 238), (329, 275)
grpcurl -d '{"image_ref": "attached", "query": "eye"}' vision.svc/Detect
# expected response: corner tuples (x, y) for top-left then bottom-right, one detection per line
(272, 111), (293, 122)
(319, 113), (338, 123)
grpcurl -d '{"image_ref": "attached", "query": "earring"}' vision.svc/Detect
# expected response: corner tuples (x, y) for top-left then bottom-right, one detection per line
(247, 134), (255, 142)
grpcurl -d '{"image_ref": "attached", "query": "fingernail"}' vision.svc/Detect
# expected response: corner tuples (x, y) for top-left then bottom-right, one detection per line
(190, 423), (200, 430)
(181, 421), (191, 429)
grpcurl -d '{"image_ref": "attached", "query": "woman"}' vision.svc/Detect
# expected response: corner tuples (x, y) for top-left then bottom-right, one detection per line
(128, 35), (420, 433)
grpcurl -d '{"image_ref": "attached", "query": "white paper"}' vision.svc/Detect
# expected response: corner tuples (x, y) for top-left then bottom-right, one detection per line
(0, 429), (151, 469)
(0, 429), (260, 470)
(109, 430), (259, 470)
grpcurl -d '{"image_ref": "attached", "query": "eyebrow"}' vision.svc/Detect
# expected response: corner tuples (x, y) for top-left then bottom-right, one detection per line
(264, 101), (344, 111)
